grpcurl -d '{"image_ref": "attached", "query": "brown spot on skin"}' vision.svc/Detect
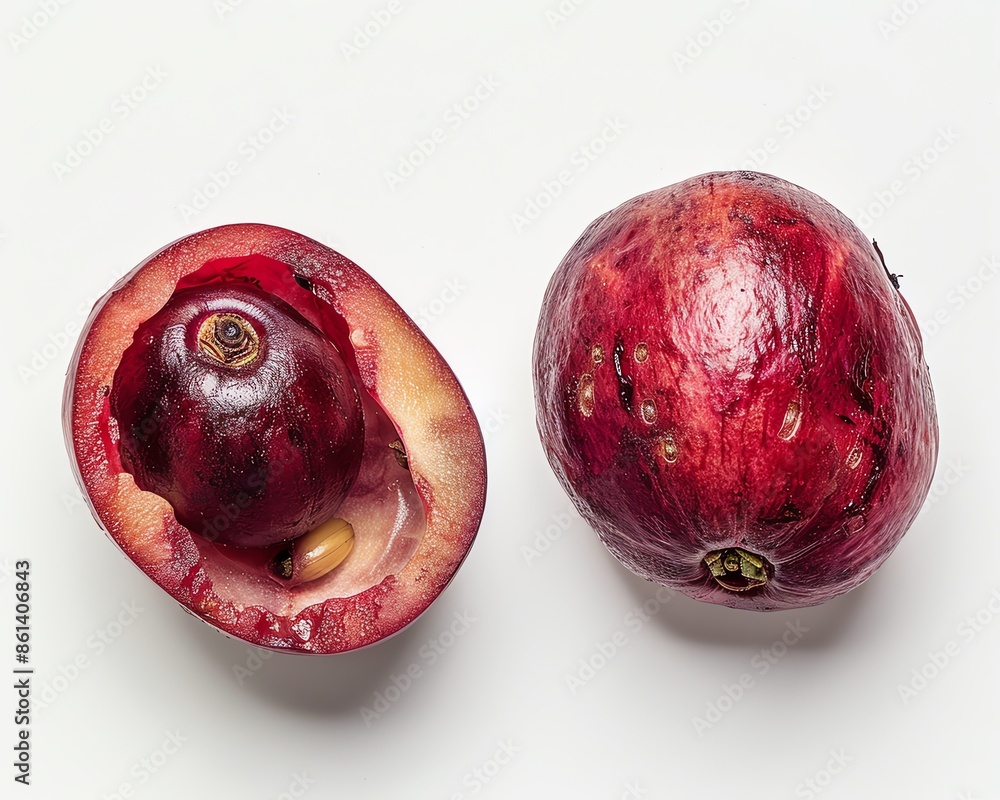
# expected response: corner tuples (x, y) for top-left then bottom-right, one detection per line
(849, 349), (875, 415)
(640, 399), (657, 424)
(577, 374), (595, 417)
(612, 334), (634, 413)
(389, 440), (409, 470)
(657, 433), (679, 463)
(777, 401), (802, 441)
(270, 549), (294, 580)
(759, 501), (803, 526)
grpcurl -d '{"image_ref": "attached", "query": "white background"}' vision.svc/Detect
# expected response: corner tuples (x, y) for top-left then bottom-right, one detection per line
(1, 2), (998, 798)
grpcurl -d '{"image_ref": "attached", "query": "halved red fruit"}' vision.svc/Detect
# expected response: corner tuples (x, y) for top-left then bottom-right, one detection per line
(64, 224), (486, 653)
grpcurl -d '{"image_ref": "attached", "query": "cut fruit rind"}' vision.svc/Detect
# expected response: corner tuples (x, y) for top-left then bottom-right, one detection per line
(64, 224), (486, 654)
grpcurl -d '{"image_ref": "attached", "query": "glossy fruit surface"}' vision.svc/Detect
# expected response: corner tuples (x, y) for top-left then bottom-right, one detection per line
(65, 224), (486, 652)
(110, 282), (365, 549)
(533, 171), (938, 611)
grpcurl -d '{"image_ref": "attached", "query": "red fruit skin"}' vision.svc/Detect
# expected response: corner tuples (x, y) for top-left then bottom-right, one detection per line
(65, 225), (486, 652)
(533, 171), (939, 611)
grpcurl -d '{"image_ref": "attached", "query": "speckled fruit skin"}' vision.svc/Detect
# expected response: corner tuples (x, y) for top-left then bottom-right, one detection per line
(65, 224), (486, 652)
(533, 171), (938, 611)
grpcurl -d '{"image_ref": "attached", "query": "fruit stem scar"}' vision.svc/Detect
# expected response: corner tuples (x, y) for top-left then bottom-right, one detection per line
(704, 547), (770, 592)
(196, 313), (260, 367)
(872, 239), (902, 290)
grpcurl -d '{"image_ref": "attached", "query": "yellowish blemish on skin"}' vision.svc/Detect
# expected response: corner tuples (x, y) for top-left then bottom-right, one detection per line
(350, 328), (367, 347)
(640, 398), (657, 425)
(777, 401), (802, 441)
(658, 433), (678, 463)
(577, 374), (595, 417)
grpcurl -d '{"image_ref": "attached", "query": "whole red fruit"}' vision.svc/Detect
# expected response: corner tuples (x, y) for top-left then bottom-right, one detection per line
(533, 171), (938, 611)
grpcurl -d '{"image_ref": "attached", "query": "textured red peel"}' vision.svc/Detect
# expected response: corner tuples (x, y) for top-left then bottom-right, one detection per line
(64, 224), (486, 652)
(533, 171), (938, 611)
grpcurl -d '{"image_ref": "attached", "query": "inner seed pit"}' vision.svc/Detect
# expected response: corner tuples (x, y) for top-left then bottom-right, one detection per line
(269, 518), (355, 587)
(591, 344), (604, 364)
(634, 342), (649, 363)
